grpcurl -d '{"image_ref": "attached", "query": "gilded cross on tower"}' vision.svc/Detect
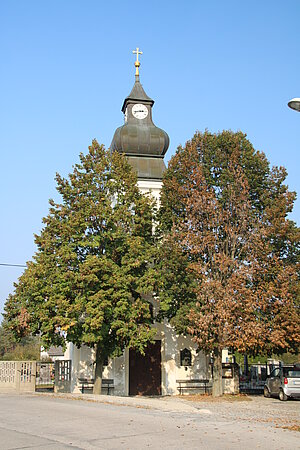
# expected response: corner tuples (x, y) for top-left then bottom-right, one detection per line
(132, 47), (143, 77)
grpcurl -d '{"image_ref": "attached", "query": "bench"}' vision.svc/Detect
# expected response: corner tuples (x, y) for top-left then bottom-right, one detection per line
(176, 379), (211, 395)
(78, 378), (114, 395)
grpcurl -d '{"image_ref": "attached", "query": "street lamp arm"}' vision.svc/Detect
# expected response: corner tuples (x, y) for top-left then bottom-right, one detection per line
(288, 97), (300, 112)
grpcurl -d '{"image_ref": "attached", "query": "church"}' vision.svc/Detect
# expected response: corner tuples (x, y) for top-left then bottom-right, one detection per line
(64, 49), (211, 395)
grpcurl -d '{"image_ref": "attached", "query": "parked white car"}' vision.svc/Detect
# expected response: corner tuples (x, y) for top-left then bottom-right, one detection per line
(264, 364), (300, 401)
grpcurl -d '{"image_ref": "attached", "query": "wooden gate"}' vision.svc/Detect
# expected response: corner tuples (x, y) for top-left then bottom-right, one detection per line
(129, 340), (161, 396)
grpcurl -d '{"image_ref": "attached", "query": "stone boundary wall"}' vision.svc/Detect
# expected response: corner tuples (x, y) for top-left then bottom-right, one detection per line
(0, 361), (36, 393)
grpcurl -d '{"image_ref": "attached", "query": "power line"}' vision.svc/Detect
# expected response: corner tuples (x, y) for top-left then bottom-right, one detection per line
(0, 263), (26, 268)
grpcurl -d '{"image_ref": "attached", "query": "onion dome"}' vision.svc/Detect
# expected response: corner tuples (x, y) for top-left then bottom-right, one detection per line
(110, 48), (169, 180)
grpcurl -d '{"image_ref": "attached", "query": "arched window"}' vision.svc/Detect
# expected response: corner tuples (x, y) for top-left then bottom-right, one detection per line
(180, 348), (192, 366)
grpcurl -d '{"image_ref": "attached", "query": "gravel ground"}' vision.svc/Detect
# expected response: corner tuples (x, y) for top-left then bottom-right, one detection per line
(184, 395), (300, 431)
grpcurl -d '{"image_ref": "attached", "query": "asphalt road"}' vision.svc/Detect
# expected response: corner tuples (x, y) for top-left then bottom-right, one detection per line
(0, 393), (299, 449)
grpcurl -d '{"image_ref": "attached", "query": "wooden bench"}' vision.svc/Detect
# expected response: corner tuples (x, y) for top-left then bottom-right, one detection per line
(78, 378), (114, 395)
(176, 379), (211, 395)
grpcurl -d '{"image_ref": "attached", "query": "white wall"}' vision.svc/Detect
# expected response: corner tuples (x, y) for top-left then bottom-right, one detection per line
(66, 320), (209, 396)
(137, 179), (162, 207)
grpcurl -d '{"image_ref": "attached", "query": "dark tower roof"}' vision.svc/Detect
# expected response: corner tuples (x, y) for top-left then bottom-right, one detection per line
(121, 78), (154, 113)
(110, 49), (169, 180)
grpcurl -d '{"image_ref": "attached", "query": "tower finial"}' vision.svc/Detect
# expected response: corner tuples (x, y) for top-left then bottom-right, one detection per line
(132, 47), (143, 79)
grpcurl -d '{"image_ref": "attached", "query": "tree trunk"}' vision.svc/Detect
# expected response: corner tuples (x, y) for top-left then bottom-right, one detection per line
(212, 348), (223, 397)
(93, 344), (104, 395)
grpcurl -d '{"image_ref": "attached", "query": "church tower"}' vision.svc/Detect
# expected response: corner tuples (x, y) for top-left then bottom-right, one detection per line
(64, 51), (210, 397)
(110, 48), (169, 202)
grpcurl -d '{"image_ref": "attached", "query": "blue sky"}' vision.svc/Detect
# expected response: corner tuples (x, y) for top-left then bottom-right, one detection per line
(0, 0), (299, 317)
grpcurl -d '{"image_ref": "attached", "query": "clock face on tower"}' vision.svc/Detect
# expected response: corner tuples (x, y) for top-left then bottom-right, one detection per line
(132, 103), (148, 119)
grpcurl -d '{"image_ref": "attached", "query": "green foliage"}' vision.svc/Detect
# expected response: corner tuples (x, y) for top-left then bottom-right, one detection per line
(279, 352), (300, 364)
(0, 320), (40, 360)
(234, 351), (299, 366)
(2, 340), (40, 361)
(155, 237), (197, 332)
(0, 320), (15, 358)
(4, 141), (157, 367)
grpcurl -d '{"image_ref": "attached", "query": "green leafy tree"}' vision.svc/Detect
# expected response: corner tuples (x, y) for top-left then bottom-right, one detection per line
(0, 319), (16, 358)
(158, 130), (300, 396)
(0, 319), (40, 360)
(4, 141), (157, 393)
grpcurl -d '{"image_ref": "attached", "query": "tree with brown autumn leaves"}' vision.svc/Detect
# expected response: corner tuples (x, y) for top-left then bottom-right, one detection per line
(157, 130), (300, 396)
